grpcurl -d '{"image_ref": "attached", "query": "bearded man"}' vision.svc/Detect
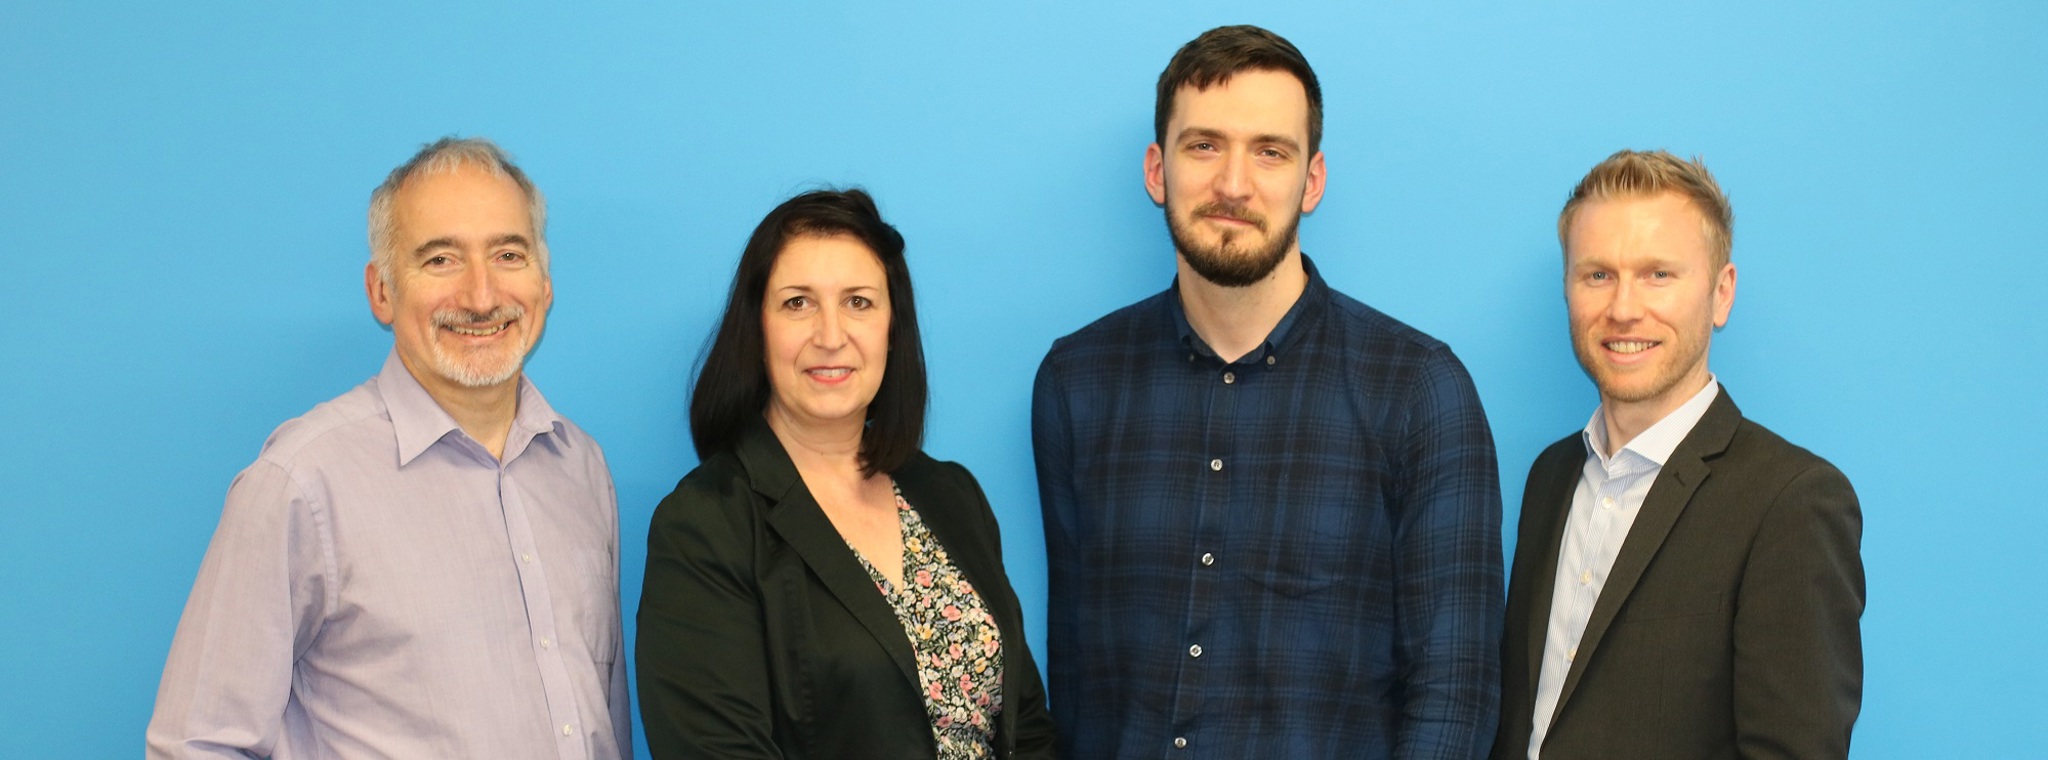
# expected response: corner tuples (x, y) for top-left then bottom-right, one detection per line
(147, 137), (631, 760)
(1032, 25), (1503, 760)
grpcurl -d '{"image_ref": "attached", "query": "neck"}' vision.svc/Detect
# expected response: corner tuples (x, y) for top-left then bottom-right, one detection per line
(1176, 251), (1307, 363)
(1598, 370), (1713, 457)
(765, 406), (870, 483)
(413, 369), (523, 461)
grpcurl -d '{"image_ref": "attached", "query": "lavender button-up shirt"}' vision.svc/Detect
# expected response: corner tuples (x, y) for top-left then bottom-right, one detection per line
(147, 351), (631, 760)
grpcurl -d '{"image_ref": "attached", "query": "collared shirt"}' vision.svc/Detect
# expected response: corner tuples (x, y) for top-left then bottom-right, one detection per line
(148, 351), (630, 760)
(1033, 256), (1503, 760)
(1526, 375), (1721, 759)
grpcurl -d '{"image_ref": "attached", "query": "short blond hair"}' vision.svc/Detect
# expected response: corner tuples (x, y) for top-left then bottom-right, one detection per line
(1558, 149), (1733, 268)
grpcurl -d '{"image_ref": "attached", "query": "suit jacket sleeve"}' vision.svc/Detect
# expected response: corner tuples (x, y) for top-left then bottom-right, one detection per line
(1733, 460), (1863, 759)
(636, 472), (784, 759)
(1393, 347), (1505, 760)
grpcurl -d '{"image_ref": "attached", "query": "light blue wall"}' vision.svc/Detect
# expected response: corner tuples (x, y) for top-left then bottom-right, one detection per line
(3, 2), (2042, 757)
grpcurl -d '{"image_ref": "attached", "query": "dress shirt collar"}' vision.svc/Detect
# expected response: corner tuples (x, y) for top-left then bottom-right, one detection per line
(1581, 374), (1721, 469)
(1167, 253), (1333, 363)
(378, 349), (569, 467)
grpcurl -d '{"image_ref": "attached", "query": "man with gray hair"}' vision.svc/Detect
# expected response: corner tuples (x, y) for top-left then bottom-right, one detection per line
(147, 137), (631, 759)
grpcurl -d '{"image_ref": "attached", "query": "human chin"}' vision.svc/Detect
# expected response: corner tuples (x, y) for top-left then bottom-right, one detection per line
(1167, 206), (1296, 288)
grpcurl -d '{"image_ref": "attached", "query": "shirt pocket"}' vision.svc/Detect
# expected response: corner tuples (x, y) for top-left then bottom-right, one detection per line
(1232, 499), (1360, 597)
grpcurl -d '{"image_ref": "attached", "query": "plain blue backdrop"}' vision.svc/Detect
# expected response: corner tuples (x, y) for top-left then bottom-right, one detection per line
(3, 2), (2043, 757)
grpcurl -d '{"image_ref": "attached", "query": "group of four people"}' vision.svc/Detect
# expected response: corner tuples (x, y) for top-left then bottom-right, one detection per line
(146, 24), (1864, 760)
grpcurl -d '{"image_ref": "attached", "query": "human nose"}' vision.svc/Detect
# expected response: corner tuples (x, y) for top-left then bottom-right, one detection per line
(811, 303), (848, 349)
(1214, 150), (1252, 201)
(457, 257), (499, 310)
(1607, 278), (1644, 323)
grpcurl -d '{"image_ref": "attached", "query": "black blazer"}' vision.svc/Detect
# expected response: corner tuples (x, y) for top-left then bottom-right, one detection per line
(637, 419), (1057, 759)
(1493, 389), (1864, 760)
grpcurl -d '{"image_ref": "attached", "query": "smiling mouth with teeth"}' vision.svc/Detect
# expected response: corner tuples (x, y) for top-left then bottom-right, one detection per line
(1605, 340), (1656, 354)
(808, 368), (851, 378)
(446, 322), (511, 337)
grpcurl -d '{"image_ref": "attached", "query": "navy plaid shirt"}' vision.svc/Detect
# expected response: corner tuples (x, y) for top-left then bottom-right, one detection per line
(1033, 257), (1502, 759)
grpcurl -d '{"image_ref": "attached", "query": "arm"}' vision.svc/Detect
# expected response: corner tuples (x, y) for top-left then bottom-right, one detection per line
(1393, 348), (1505, 760)
(1732, 461), (1864, 760)
(146, 462), (328, 759)
(601, 468), (634, 759)
(1029, 352), (1081, 759)
(635, 475), (782, 759)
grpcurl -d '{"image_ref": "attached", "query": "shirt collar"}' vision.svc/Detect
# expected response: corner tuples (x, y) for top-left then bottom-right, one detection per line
(1582, 374), (1721, 468)
(378, 349), (568, 466)
(1167, 253), (1333, 363)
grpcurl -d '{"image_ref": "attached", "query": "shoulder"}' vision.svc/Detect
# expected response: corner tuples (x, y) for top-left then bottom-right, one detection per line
(1322, 287), (1463, 369)
(1723, 415), (1854, 495)
(894, 449), (980, 498)
(1041, 289), (1173, 368)
(251, 375), (389, 475)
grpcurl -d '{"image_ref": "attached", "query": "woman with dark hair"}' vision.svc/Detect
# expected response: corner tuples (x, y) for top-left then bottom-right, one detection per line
(636, 189), (1056, 759)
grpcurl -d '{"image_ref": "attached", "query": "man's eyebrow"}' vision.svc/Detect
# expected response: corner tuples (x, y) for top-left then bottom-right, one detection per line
(410, 234), (533, 258)
(1174, 127), (1302, 153)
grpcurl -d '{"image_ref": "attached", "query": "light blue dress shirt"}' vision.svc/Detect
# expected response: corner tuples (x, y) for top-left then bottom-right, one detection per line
(1526, 376), (1720, 760)
(147, 351), (631, 760)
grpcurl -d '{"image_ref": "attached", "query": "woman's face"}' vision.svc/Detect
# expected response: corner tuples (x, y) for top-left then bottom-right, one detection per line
(761, 234), (892, 436)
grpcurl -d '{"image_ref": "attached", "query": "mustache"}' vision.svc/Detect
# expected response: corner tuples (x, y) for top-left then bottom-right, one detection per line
(1191, 201), (1267, 231)
(432, 305), (525, 328)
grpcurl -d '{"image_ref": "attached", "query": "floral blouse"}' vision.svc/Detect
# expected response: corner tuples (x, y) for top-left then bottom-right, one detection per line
(848, 484), (1005, 759)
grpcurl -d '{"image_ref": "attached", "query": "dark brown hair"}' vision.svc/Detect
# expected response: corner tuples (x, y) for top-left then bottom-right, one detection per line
(690, 188), (927, 477)
(1154, 25), (1324, 154)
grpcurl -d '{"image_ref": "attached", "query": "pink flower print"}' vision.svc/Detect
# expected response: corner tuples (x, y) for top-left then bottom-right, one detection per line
(936, 714), (953, 728)
(915, 568), (934, 588)
(949, 642), (964, 660)
(956, 580), (973, 595)
(983, 638), (1000, 656)
(928, 681), (944, 701)
(942, 604), (962, 622)
(959, 673), (973, 693)
(969, 711), (985, 727)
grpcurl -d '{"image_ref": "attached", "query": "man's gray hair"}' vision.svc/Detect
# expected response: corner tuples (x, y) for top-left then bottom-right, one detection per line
(367, 136), (548, 286)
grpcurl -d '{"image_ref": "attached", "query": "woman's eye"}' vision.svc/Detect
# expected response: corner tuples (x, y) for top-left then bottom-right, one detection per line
(849, 295), (871, 309)
(784, 296), (809, 310)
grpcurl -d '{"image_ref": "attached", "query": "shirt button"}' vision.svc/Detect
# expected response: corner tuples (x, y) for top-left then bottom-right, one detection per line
(1222, 371), (1236, 384)
(1579, 570), (1591, 585)
(1209, 458), (1223, 472)
(1174, 737), (1188, 749)
(540, 637), (553, 649)
(1188, 644), (1203, 658)
(561, 724), (573, 736)
(1200, 552), (1215, 566)
(1602, 497), (1615, 509)
(521, 552), (533, 563)
(1567, 647), (1577, 662)
(1265, 355), (1276, 365)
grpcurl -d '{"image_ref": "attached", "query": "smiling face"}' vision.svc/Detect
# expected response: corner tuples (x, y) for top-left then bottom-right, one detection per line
(760, 234), (892, 437)
(1565, 191), (1736, 421)
(1146, 68), (1326, 287)
(366, 163), (551, 398)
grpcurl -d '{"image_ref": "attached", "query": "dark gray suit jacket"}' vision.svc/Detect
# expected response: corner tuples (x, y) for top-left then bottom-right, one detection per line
(1493, 389), (1863, 760)
(637, 419), (1057, 759)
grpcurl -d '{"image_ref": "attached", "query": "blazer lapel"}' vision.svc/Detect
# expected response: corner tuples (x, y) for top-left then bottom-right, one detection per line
(1518, 442), (1583, 697)
(735, 421), (922, 691)
(1555, 390), (1741, 710)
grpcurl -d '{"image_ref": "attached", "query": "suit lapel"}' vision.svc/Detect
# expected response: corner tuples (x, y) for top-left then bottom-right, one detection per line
(1518, 441), (1583, 697)
(736, 421), (922, 691)
(1555, 390), (1741, 710)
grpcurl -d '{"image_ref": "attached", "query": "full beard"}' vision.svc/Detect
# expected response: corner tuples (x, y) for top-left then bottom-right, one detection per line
(1166, 200), (1300, 288)
(428, 305), (533, 388)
